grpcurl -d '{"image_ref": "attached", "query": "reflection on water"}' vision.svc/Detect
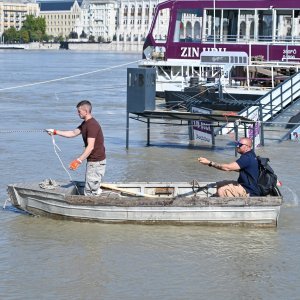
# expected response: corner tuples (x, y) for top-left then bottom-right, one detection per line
(0, 51), (300, 299)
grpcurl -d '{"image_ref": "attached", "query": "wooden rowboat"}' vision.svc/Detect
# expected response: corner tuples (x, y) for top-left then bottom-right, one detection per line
(7, 180), (283, 227)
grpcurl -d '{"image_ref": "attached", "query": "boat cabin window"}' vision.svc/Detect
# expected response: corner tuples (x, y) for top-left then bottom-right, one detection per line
(147, 3), (300, 54)
(205, 9), (222, 42)
(203, 8), (276, 43)
(200, 51), (248, 66)
(276, 10), (293, 42)
(173, 8), (203, 42)
(205, 9), (261, 42)
(152, 7), (170, 43)
(295, 11), (300, 41)
(258, 10), (273, 41)
(239, 10), (255, 41)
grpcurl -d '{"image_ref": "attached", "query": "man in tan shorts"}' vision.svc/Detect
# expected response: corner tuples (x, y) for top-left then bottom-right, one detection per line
(198, 137), (260, 197)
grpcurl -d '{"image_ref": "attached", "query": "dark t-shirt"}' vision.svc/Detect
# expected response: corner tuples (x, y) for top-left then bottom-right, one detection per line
(78, 118), (106, 162)
(236, 150), (260, 196)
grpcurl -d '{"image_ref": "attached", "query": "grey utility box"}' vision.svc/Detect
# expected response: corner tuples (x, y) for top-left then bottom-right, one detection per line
(127, 67), (156, 113)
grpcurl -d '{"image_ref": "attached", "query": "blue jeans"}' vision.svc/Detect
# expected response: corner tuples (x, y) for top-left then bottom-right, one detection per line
(84, 159), (106, 196)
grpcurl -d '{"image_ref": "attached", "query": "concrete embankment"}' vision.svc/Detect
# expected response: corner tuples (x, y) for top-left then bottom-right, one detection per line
(27, 42), (60, 50)
(27, 41), (143, 52)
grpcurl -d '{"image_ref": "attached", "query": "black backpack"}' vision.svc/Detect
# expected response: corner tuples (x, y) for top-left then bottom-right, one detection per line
(256, 156), (279, 196)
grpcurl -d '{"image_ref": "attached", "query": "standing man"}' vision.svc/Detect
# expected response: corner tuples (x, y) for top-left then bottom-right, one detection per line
(46, 100), (106, 196)
(198, 137), (260, 197)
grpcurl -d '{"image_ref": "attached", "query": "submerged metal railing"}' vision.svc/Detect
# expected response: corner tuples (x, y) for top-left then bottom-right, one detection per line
(220, 71), (300, 139)
(241, 71), (300, 120)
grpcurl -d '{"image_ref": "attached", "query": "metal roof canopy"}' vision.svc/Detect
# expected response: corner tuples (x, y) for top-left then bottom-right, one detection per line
(132, 110), (253, 122)
(126, 110), (256, 154)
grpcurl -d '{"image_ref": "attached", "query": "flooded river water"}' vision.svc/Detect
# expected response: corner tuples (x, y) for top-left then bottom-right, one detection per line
(0, 50), (299, 300)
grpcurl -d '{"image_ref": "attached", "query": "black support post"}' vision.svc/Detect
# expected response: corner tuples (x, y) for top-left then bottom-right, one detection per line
(234, 121), (239, 157)
(126, 112), (129, 149)
(259, 104), (265, 146)
(147, 118), (150, 146)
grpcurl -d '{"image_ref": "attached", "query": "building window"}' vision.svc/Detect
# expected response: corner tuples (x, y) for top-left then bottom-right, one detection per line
(138, 5), (142, 16)
(124, 5), (128, 17)
(152, 5), (156, 16)
(131, 5), (135, 17)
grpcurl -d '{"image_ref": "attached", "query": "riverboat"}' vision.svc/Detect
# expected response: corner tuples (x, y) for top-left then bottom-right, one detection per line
(0, 44), (28, 50)
(7, 180), (282, 227)
(139, 0), (300, 95)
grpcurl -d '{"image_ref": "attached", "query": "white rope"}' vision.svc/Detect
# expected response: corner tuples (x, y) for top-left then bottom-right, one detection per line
(0, 129), (45, 134)
(51, 135), (80, 194)
(0, 60), (142, 92)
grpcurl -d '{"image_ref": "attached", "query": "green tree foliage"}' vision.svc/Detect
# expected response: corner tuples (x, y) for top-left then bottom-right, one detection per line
(3, 15), (48, 43)
(43, 34), (50, 42)
(54, 35), (64, 43)
(3, 27), (19, 42)
(22, 15), (46, 35)
(80, 30), (87, 38)
(88, 35), (95, 42)
(69, 31), (78, 39)
(19, 29), (30, 43)
(22, 15), (47, 42)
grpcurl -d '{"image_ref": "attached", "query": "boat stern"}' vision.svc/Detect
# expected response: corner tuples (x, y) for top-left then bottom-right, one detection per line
(7, 184), (22, 209)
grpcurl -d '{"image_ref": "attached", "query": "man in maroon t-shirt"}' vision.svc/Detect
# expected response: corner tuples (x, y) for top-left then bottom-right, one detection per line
(46, 100), (106, 196)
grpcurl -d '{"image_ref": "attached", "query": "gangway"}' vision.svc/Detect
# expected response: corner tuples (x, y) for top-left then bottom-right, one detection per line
(220, 71), (300, 143)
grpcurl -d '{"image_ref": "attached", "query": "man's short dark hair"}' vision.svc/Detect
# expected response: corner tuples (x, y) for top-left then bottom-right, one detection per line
(77, 100), (92, 112)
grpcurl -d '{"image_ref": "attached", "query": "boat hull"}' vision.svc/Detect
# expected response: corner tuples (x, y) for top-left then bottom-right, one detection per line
(7, 182), (282, 227)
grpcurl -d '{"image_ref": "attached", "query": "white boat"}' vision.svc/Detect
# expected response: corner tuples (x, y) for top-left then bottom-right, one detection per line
(140, 0), (300, 96)
(140, 50), (299, 97)
(7, 180), (282, 227)
(0, 44), (28, 50)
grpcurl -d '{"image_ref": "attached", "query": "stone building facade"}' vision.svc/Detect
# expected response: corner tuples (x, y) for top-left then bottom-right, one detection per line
(0, 0), (165, 44)
(74, 0), (160, 42)
(116, 0), (159, 42)
(74, 0), (117, 42)
(38, 0), (82, 38)
(0, 0), (39, 38)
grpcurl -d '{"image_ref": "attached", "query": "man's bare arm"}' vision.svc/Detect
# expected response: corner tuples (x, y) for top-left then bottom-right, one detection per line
(198, 157), (240, 172)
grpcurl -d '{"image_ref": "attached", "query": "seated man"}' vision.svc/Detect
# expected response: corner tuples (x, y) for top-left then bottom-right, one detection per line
(198, 137), (260, 197)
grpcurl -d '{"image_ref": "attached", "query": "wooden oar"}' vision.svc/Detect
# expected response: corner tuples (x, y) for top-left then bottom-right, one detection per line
(101, 183), (157, 198)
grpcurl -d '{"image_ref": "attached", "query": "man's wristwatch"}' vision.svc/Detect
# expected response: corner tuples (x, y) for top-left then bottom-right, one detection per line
(208, 161), (213, 167)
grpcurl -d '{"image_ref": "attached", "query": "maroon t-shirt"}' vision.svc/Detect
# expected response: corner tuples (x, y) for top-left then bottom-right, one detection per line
(78, 118), (106, 162)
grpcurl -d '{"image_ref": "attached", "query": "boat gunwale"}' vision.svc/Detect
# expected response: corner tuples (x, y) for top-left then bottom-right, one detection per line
(6, 182), (282, 227)
(7, 183), (283, 208)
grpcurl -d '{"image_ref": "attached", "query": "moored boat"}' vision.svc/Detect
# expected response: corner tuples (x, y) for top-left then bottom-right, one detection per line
(140, 0), (300, 95)
(7, 180), (283, 227)
(0, 44), (28, 50)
